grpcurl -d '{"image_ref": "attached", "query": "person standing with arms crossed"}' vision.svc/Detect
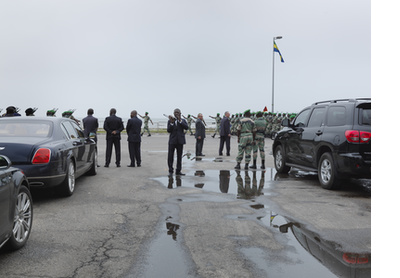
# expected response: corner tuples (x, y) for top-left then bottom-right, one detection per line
(167, 108), (188, 176)
(126, 110), (142, 167)
(104, 108), (124, 167)
(219, 111), (231, 156)
(195, 113), (206, 156)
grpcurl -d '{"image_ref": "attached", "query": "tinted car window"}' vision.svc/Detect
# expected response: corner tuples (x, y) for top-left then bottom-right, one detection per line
(359, 108), (371, 125)
(293, 109), (311, 127)
(62, 122), (78, 139)
(308, 107), (326, 127)
(327, 106), (346, 126)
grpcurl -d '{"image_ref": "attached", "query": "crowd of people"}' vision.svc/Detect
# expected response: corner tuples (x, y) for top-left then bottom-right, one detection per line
(1, 105), (297, 174)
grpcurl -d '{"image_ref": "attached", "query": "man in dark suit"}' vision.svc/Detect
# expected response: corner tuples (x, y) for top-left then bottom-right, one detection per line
(126, 110), (142, 167)
(219, 111), (231, 156)
(195, 113), (206, 156)
(82, 108), (99, 142)
(103, 108), (124, 167)
(167, 108), (188, 176)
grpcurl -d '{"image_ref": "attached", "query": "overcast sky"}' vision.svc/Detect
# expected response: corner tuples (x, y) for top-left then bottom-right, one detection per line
(1, 0), (371, 119)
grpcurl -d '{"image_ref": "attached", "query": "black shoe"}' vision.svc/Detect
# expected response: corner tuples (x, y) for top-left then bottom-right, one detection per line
(137, 164), (141, 167)
(176, 172), (185, 176)
(128, 165), (135, 167)
(148, 134), (151, 137)
(104, 164), (109, 168)
(116, 164), (121, 167)
(227, 154), (230, 156)
(219, 153), (223, 156)
(234, 163), (240, 170)
(168, 172), (173, 177)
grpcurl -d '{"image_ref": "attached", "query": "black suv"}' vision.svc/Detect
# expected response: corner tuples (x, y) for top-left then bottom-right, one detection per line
(272, 98), (371, 189)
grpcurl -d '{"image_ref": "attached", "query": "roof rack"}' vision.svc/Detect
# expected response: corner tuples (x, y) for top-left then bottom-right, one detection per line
(312, 97), (371, 106)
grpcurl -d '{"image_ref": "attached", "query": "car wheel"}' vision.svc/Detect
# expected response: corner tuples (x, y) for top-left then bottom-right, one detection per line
(60, 160), (76, 197)
(6, 185), (33, 251)
(318, 152), (340, 189)
(274, 145), (291, 173)
(87, 149), (98, 176)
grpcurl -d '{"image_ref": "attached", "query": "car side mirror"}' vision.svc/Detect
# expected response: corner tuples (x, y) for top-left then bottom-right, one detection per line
(0, 155), (11, 169)
(281, 118), (290, 127)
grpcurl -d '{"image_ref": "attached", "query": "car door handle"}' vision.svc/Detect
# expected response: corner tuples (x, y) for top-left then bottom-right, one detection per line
(316, 130), (323, 136)
(73, 141), (82, 146)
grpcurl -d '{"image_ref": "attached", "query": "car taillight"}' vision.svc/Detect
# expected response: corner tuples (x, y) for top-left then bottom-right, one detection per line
(32, 148), (51, 164)
(345, 130), (371, 144)
(342, 253), (370, 264)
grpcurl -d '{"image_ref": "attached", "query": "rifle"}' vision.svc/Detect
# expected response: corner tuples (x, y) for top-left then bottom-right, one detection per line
(163, 113), (176, 121)
(192, 115), (207, 126)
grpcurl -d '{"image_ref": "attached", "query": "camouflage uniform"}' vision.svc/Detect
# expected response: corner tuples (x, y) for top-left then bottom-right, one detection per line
(235, 115), (255, 169)
(141, 113), (152, 136)
(186, 115), (194, 135)
(250, 113), (267, 169)
(211, 114), (222, 138)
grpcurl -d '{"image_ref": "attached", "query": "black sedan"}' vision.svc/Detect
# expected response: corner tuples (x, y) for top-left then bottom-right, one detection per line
(0, 117), (97, 196)
(0, 155), (33, 251)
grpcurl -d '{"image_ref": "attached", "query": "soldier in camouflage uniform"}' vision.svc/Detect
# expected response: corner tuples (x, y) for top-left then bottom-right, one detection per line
(183, 114), (194, 135)
(210, 113), (221, 138)
(234, 109), (256, 170)
(231, 114), (238, 135)
(139, 112), (153, 136)
(250, 111), (267, 169)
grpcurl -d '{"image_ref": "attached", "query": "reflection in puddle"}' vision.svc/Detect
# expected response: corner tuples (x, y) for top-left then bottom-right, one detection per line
(275, 219), (371, 278)
(155, 169), (276, 199)
(150, 168), (370, 278)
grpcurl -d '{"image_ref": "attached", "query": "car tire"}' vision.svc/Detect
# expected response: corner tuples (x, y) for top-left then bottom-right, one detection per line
(87, 149), (98, 176)
(274, 145), (291, 173)
(6, 185), (33, 251)
(318, 152), (340, 190)
(60, 160), (76, 197)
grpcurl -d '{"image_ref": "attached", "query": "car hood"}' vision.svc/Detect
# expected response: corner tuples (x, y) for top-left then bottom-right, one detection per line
(0, 137), (51, 164)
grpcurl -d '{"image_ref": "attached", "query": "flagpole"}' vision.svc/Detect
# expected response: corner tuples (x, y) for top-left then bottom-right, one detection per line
(272, 36), (282, 114)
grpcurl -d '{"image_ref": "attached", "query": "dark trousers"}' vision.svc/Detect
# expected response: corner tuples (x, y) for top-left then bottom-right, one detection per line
(105, 137), (121, 166)
(219, 135), (231, 155)
(128, 142), (141, 166)
(168, 143), (183, 173)
(196, 138), (204, 156)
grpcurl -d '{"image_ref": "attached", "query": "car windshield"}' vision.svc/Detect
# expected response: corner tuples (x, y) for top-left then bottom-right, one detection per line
(0, 121), (52, 137)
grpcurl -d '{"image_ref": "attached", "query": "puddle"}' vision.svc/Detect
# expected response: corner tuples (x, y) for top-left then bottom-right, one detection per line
(143, 168), (370, 278)
(154, 169), (276, 198)
(127, 203), (198, 278)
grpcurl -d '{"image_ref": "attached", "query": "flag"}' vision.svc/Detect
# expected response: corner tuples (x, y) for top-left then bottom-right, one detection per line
(263, 106), (268, 112)
(274, 42), (285, 63)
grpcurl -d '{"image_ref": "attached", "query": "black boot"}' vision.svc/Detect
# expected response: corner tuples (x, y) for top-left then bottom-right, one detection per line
(261, 160), (265, 169)
(250, 160), (257, 169)
(244, 163), (249, 170)
(234, 163), (241, 170)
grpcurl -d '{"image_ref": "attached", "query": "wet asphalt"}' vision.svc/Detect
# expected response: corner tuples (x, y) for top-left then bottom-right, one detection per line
(0, 133), (371, 278)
